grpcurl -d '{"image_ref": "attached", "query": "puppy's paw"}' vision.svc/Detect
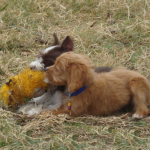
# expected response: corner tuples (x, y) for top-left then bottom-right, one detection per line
(132, 113), (144, 120)
(40, 111), (52, 116)
(27, 108), (42, 116)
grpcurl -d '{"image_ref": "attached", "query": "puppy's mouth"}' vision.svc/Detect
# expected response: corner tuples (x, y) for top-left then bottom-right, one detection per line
(43, 71), (49, 83)
(44, 75), (63, 85)
(44, 77), (50, 84)
(44, 67), (65, 85)
(44, 71), (54, 84)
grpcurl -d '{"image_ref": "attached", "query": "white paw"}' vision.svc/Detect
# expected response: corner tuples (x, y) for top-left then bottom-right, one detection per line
(132, 114), (143, 119)
(27, 107), (42, 115)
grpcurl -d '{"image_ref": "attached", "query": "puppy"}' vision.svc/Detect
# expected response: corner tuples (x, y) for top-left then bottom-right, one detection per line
(44, 52), (150, 119)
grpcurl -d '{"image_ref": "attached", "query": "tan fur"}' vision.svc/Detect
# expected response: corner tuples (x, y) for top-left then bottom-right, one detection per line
(43, 52), (150, 119)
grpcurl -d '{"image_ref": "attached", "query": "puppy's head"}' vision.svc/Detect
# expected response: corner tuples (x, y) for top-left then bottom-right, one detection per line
(45, 52), (95, 93)
(30, 33), (73, 71)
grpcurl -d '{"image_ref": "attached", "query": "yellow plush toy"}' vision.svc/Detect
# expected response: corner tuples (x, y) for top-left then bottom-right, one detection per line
(0, 68), (47, 107)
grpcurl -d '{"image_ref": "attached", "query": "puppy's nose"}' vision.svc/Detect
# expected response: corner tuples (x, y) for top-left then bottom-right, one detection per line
(44, 68), (48, 72)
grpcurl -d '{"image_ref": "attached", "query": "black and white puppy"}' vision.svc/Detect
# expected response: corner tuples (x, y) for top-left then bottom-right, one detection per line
(18, 34), (73, 115)
(29, 33), (73, 71)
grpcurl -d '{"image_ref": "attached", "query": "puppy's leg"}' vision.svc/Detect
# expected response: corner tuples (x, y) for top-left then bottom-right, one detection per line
(130, 77), (150, 119)
(40, 105), (77, 117)
(31, 88), (52, 105)
(41, 109), (70, 116)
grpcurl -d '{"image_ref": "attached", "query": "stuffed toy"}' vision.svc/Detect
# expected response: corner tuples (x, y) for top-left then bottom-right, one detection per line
(0, 68), (47, 107)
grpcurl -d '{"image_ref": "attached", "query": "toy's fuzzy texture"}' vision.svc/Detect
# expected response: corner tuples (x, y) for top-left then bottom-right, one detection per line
(0, 68), (47, 107)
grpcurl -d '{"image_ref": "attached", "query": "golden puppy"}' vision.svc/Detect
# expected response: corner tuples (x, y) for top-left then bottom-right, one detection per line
(43, 52), (150, 119)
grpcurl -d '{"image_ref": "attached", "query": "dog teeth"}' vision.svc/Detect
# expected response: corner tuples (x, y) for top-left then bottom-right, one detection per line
(132, 114), (143, 119)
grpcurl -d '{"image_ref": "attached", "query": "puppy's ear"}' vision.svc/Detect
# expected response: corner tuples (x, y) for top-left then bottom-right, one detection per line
(5, 79), (12, 86)
(53, 33), (60, 45)
(67, 63), (87, 93)
(61, 36), (73, 52)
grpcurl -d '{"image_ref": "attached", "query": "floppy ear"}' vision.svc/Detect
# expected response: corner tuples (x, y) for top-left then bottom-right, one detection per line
(67, 63), (87, 93)
(61, 36), (73, 52)
(5, 79), (12, 86)
(53, 33), (60, 45)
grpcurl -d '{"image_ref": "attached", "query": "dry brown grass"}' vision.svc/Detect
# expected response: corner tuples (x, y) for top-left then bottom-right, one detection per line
(0, 0), (150, 149)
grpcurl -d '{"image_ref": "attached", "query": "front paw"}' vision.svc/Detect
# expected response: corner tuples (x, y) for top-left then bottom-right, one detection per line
(40, 110), (52, 116)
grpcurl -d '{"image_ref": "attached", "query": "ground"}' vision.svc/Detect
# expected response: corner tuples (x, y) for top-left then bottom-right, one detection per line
(0, 0), (150, 149)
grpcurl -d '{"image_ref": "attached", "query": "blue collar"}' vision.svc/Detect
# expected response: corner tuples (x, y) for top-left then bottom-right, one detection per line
(65, 86), (87, 97)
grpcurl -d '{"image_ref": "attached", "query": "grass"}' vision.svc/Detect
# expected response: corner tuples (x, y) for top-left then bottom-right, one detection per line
(0, 0), (150, 149)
